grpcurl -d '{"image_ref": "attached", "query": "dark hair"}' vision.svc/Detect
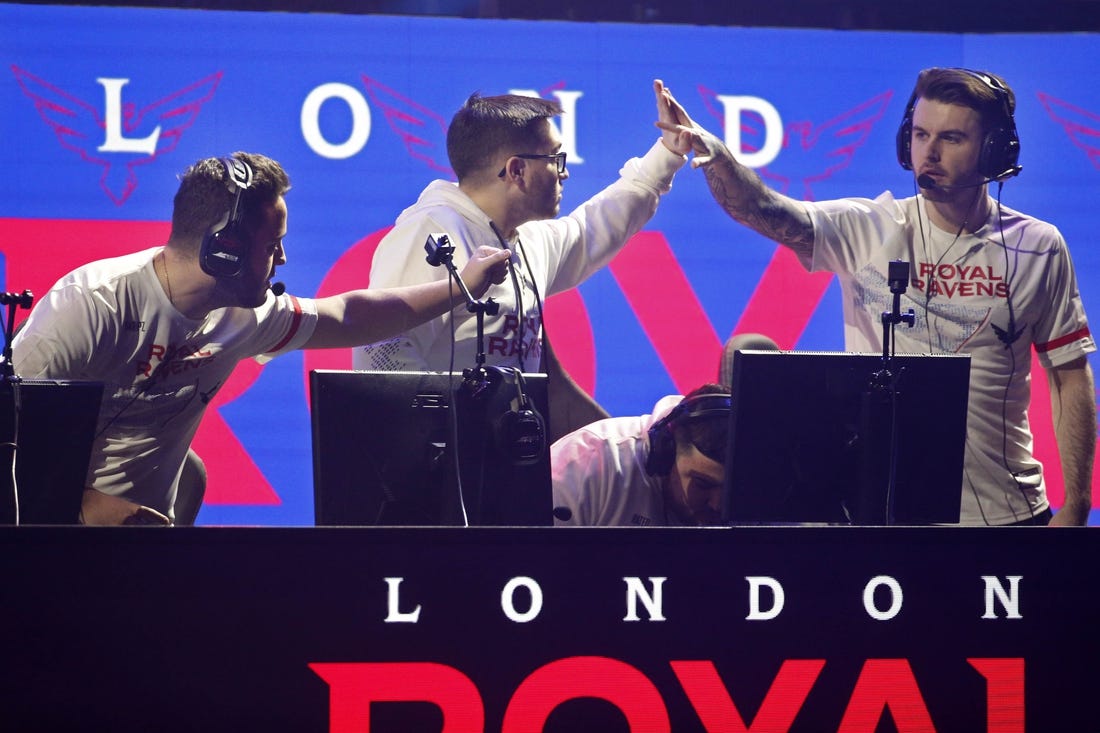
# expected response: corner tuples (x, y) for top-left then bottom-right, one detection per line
(446, 93), (563, 181)
(913, 67), (1015, 135)
(674, 383), (731, 464)
(170, 152), (290, 242)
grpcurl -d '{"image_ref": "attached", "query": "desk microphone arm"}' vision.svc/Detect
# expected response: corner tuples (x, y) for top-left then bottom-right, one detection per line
(879, 260), (915, 369)
(424, 234), (500, 377)
(860, 260), (915, 526)
(0, 290), (33, 384)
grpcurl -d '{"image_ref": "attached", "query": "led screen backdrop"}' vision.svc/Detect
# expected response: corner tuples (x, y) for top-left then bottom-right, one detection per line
(2, 3), (1098, 525)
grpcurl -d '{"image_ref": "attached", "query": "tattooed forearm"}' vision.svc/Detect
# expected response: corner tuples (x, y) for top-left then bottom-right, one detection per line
(701, 149), (814, 261)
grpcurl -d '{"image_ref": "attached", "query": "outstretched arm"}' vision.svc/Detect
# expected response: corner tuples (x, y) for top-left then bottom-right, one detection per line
(654, 79), (816, 261)
(305, 245), (511, 349)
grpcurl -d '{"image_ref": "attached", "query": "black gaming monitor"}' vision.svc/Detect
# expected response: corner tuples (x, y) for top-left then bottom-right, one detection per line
(310, 369), (552, 527)
(0, 379), (104, 524)
(723, 351), (970, 525)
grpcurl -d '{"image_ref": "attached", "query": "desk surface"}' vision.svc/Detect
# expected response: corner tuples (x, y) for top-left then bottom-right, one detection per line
(2, 526), (1096, 731)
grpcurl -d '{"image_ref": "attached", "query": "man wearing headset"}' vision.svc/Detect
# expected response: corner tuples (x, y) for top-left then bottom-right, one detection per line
(658, 68), (1095, 526)
(551, 384), (730, 526)
(12, 152), (511, 525)
(354, 80), (691, 440)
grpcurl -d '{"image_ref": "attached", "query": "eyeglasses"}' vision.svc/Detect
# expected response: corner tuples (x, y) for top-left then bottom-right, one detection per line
(497, 152), (568, 178)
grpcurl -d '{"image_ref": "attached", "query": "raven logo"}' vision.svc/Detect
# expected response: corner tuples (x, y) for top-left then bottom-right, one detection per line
(992, 320), (1025, 347)
(12, 65), (222, 205)
(361, 74), (454, 179)
(1037, 90), (1100, 170)
(699, 84), (893, 201)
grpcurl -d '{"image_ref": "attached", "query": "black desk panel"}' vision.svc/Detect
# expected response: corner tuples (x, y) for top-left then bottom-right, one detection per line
(1, 526), (1095, 731)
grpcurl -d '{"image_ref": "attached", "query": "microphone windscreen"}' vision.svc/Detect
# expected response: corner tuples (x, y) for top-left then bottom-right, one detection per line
(271, 282), (286, 296)
(916, 174), (937, 189)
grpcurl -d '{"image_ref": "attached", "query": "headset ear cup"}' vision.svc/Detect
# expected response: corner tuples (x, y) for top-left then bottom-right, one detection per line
(896, 87), (918, 172)
(979, 126), (1020, 179)
(199, 155), (254, 280)
(896, 117), (913, 171)
(645, 393), (732, 476)
(496, 407), (546, 466)
(199, 223), (246, 278)
(485, 367), (547, 466)
(645, 422), (676, 476)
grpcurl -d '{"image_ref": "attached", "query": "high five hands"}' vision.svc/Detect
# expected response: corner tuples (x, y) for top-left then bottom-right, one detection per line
(654, 79), (726, 169)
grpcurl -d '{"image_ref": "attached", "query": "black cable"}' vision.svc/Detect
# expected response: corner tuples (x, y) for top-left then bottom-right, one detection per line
(488, 221), (527, 372)
(1, 380), (21, 526)
(443, 253), (469, 527)
(884, 366), (905, 524)
(916, 185), (1029, 525)
(991, 184), (1036, 523)
(1, 306), (23, 526)
(918, 191), (972, 352)
(515, 238), (547, 370)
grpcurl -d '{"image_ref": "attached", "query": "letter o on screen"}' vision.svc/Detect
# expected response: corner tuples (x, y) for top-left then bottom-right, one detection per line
(301, 82), (371, 159)
(502, 576), (543, 623)
(862, 575), (903, 621)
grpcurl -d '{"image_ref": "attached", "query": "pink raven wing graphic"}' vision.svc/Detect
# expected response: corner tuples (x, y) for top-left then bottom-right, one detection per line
(122, 71), (223, 157)
(698, 83), (773, 156)
(12, 65), (222, 205)
(537, 80), (566, 98)
(361, 75), (454, 179)
(12, 65), (103, 158)
(1037, 91), (1100, 170)
(699, 85), (893, 201)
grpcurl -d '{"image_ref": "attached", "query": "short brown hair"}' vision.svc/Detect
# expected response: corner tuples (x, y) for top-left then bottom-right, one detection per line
(446, 93), (563, 181)
(913, 67), (1016, 134)
(170, 152), (290, 242)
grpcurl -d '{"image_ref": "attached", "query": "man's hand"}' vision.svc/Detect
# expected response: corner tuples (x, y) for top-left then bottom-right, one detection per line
(654, 79), (728, 167)
(80, 489), (171, 526)
(654, 79), (696, 156)
(1049, 505), (1090, 526)
(460, 246), (512, 300)
(653, 78), (816, 259)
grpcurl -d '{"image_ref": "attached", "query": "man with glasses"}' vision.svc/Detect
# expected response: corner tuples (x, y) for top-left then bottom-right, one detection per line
(354, 81), (690, 439)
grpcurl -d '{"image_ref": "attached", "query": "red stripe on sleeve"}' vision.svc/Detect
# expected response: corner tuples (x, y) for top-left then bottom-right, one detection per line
(1035, 326), (1091, 353)
(266, 295), (304, 354)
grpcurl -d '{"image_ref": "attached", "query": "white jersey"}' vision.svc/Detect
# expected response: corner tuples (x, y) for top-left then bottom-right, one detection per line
(13, 247), (317, 518)
(551, 395), (686, 526)
(804, 192), (1094, 524)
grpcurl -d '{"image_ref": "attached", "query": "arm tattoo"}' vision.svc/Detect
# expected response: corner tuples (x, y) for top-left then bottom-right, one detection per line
(702, 153), (815, 262)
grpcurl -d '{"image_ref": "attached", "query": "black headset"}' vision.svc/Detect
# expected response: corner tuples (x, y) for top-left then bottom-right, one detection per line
(494, 368), (547, 466)
(462, 365), (547, 466)
(199, 156), (255, 279)
(645, 392), (732, 477)
(896, 68), (1020, 181)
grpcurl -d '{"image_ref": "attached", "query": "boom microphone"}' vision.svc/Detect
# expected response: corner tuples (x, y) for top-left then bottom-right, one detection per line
(917, 174), (984, 190)
(271, 282), (286, 296)
(917, 165), (1022, 191)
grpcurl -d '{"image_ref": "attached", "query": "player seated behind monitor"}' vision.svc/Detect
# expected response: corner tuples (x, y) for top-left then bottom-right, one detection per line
(551, 384), (730, 526)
